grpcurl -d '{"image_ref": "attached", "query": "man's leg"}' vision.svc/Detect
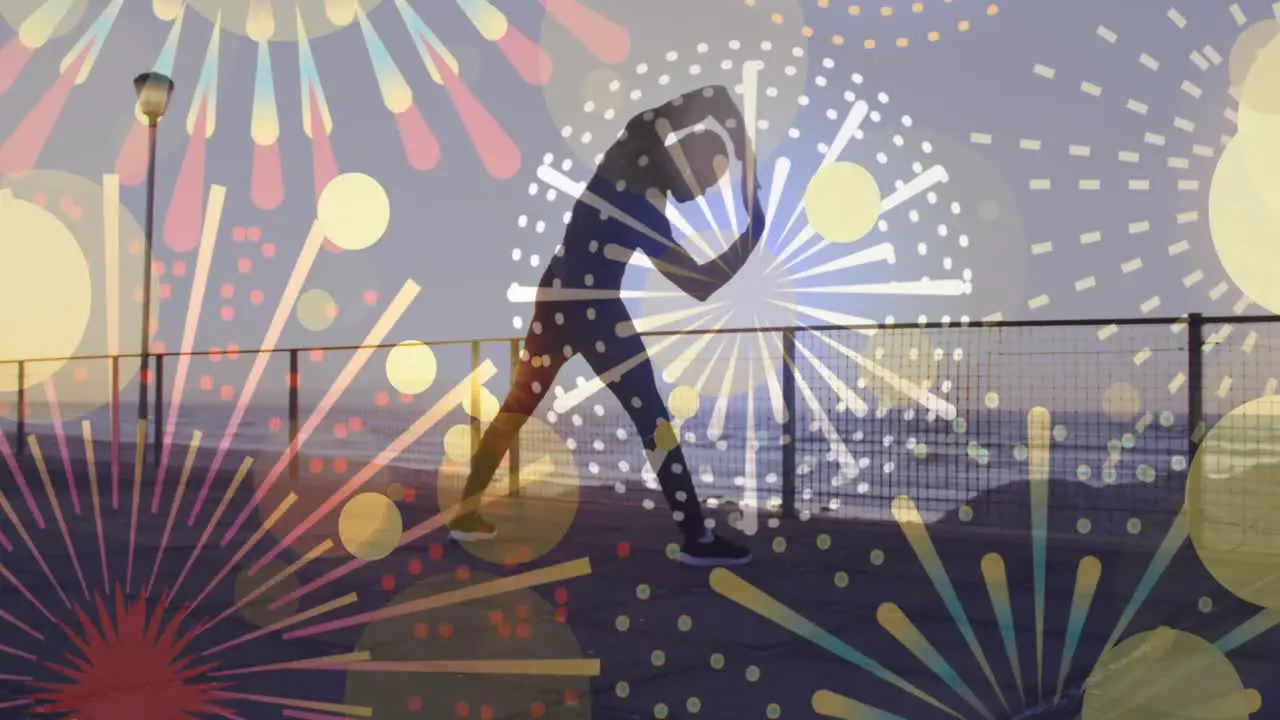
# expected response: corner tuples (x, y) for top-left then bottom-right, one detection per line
(453, 339), (565, 532)
(583, 336), (706, 536)
(585, 341), (751, 565)
(583, 333), (706, 530)
(609, 370), (706, 538)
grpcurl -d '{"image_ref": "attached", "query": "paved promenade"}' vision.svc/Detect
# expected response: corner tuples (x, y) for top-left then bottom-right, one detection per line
(0, 442), (1273, 719)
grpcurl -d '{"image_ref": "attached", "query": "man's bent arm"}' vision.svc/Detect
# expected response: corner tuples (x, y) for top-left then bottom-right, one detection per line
(646, 186), (766, 302)
(640, 85), (748, 158)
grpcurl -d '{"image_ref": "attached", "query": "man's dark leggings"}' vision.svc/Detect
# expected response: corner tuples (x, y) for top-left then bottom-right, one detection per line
(457, 300), (707, 537)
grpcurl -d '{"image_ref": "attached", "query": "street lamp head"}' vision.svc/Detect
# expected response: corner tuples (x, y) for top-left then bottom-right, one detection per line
(133, 71), (174, 122)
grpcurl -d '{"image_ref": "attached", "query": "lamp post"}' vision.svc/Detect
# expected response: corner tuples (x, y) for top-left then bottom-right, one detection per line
(132, 71), (174, 453)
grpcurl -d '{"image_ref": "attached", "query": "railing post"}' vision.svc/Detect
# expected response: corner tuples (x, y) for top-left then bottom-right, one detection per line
(509, 339), (521, 497)
(289, 349), (300, 482)
(153, 354), (165, 466)
(111, 356), (120, 508)
(15, 361), (24, 457)
(138, 355), (149, 428)
(781, 329), (797, 519)
(470, 342), (482, 476)
(1187, 313), (1204, 463)
(1186, 313), (1204, 542)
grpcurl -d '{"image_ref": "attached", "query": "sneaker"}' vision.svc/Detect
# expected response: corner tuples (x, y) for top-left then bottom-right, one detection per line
(677, 533), (752, 567)
(449, 514), (498, 542)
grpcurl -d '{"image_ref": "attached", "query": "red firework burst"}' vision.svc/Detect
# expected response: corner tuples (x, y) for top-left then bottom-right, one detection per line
(29, 590), (228, 720)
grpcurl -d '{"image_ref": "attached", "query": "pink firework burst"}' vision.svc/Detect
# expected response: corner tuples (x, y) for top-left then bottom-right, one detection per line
(0, 0), (632, 257)
(29, 589), (228, 720)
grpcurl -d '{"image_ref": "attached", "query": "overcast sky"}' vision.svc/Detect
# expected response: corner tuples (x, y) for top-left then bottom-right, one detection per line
(0, 0), (1261, 411)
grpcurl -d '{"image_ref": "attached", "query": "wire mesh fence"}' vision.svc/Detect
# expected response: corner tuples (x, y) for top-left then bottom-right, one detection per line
(2, 314), (1278, 536)
(794, 320), (1194, 524)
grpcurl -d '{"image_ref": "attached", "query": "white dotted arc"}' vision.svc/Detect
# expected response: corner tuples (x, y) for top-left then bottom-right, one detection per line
(510, 39), (987, 525)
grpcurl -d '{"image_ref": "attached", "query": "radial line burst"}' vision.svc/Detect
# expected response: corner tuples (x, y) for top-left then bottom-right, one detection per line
(392, 0), (520, 179)
(798, 0), (1003, 51)
(0, 0), (121, 174)
(658, 315), (734, 386)
(775, 337), (861, 480)
(283, 558), (592, 639)
(218, 279), (422, 542)
(709, 568), (963, 718)
(980, 3), (1278, 403)
(894, 496), (1010, 711)
(148, 431), (204, 596)
(164, 12), (220, 256)
(243, 361), (498, 573)
(152, 187), (224, 512)
(81, 422), (109, 585)
(0, 0), (75, 96)
(0, 171), (600, 718)
(533, 157), (957, 424)
(187, 221), (327, 526)
(270, 458), (564, 609)
(29, 592), (230, 720)
(117, 7), (188, 188)
(709, 406), (1260, 717)
(354, 4), (440, 173)
(29, 436), (89, 601)
(36, 378), (80, 517)
(514, 41), (989, 524)
(0, 489), (70, 615)
(245, 2), (283, 210)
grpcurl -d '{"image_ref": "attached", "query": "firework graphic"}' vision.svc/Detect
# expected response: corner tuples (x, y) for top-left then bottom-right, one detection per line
(509, 37), (1005, 530)
(0, 431), (601, 718)
(0, 168), (602, 716)
(795, 0), (1004, 51)
(705, 406), (1277, 718)
(966, 2), (1280, 414)
(0, 0), (629, 250)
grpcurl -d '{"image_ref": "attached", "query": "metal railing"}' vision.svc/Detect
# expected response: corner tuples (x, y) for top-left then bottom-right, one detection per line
(2, 312), (1278, 524)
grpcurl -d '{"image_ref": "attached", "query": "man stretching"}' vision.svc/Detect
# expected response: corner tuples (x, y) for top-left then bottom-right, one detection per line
(449, 84), (766, 567)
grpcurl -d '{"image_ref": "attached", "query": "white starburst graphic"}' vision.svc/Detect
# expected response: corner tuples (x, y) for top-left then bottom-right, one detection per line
(508, 38), (1008, 528)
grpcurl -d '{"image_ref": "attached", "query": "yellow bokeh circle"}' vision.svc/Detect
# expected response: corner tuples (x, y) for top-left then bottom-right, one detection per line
(1210, 33), (1280, 312)
(1083, 627), (1259, 719)
(462, 386), (501, 422)
(1229, 20), (1280, 95)
(338, 492), (403, 562)
(1102, 381), (1142, 422)
(295, 288), (338, 332)
(802, 161), (882, 243)
(443, 423), (475, 462)
(1209, 139), (1280, 314)
(304, 248), (381, 335)
(0, 190), (92, 388)
(0, 0), (87, 41)
(437, 418), (579, 566)
(1236, 28), (1280, 116)
(668, 385), (701, 419)
(385, 341), (437, 395)
(1187, 394), (1280, 609)
(1237, 37), (1280, 158)
(250, 458), (400, 561)
(317, 172), (390, 251)
(859, 328), (938, 409)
